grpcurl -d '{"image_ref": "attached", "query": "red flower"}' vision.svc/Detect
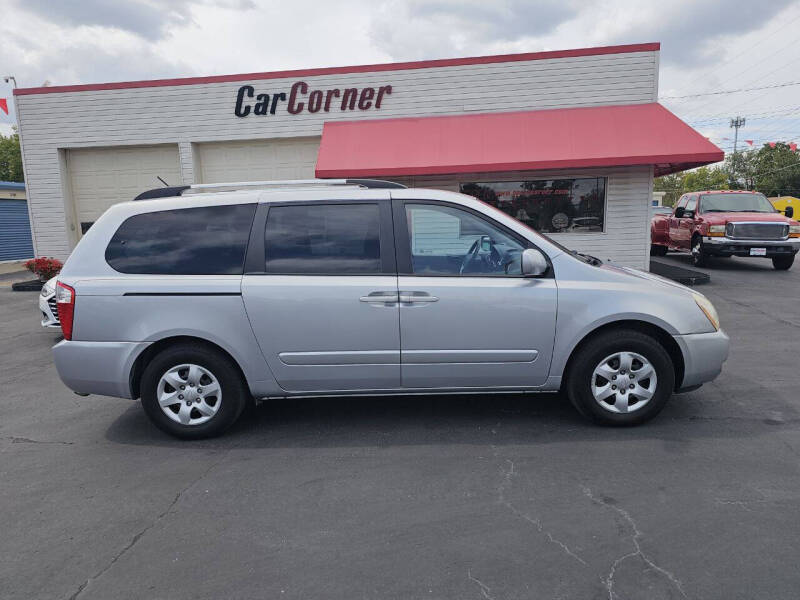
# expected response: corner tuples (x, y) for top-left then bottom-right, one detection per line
(24, 257), (63, 280)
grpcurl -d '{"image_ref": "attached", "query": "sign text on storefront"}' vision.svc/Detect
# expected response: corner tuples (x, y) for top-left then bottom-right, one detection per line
(234, 82), (393, 117)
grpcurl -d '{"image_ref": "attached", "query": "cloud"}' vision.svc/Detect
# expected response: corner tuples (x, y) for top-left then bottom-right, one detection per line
(0, 31), (193, 91)
(369, 0), (578, 60)
(610, 0), (797, 66)
(12, 0), (255, 42)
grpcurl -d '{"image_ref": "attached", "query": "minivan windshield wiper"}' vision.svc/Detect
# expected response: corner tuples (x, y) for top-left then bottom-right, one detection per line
(571, 250), (603, 266)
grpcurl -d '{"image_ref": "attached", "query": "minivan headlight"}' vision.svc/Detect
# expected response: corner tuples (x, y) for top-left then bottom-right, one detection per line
(694, 294), (720, 331)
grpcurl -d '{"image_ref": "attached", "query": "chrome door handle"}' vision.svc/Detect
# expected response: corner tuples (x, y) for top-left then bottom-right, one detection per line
(360, 291), (400, 303)
(398, 291), (439, 303)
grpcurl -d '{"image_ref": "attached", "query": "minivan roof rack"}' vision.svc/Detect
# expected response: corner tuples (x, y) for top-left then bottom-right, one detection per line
(133, 178), (406, 200)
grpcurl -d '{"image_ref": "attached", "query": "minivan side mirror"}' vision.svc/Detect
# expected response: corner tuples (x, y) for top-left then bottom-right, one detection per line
(786, 206), (794, 218)
(521, 248), (548, 277)
(674, 206), (685, 218)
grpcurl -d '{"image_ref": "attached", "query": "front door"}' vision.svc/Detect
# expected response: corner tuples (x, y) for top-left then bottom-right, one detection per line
(676, 195), (698, 249)
(668, 196), (688, 247)
(394, 201), (557, 389)
(242, 198), (400, 392)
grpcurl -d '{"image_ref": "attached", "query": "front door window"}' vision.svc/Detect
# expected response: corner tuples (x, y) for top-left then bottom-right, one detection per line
(405, 204), (524, 276)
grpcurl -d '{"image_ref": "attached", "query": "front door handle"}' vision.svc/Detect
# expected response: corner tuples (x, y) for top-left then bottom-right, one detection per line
(360, 291), (399, 304)
(398, 291), (439, 303)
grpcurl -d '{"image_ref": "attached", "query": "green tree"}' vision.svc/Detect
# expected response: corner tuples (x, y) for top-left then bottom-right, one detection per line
(683, 166), (729, 192)
(654, 165), (728, 206)
(653, 172), (684, 206)
(744, 143), (800, 197)
(0, 130), (24, 182)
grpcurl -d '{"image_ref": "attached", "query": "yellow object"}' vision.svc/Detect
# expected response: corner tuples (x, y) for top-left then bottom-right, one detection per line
(770, 196), (799, 215)
(708, 225), (725, 237)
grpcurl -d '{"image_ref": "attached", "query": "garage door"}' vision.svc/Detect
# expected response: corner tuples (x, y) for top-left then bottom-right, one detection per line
(67, 145), (181, 233)
(196, 137), (320, 183)
(0, 199), (34, 261)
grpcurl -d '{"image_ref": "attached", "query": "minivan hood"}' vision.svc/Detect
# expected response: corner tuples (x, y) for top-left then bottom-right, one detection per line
(602, 263), (695, 295)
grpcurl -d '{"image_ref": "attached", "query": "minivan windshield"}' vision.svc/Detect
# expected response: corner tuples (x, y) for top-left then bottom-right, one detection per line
(700, 193), (777, 213)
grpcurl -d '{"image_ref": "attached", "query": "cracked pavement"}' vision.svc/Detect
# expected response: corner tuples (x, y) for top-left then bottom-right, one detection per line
(2, 253), (800, 599)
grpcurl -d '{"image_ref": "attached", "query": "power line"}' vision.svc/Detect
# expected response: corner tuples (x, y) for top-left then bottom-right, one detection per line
(660, 80), (800, 100)
(677, 9), (800, 91)
(755, 162), (800, 179)
(688, 106), (800, 126)
(687, 56), (800, 116)
(687, 104), (800, 122)
(673, 47), (799, 113)
(701, 114), (800, 144)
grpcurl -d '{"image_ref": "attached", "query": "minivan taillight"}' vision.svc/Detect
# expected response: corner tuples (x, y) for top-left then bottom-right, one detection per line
(55, 281), (75, 340)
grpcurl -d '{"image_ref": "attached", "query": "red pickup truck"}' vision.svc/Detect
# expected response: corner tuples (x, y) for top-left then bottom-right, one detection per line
(651, 190), (799, 270)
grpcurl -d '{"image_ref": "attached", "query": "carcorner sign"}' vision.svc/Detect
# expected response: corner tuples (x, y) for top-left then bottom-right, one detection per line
(234, 80), (393, 117)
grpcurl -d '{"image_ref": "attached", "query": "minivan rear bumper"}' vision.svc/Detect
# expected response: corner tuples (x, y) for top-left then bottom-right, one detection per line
(674, 329), (730, 390)
(53, 340), (149, 399)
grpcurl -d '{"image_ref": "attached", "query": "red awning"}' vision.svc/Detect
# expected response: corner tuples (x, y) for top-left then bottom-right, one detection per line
(315, 103), (723, 178)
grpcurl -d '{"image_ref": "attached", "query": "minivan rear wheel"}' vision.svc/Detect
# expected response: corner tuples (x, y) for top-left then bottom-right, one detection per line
(141, 343), (247, 439)
(566, 329), (675, 426)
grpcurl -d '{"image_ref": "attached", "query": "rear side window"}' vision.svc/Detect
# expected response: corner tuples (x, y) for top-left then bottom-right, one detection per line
(264, 203), (381, 274)
(105, 204), (257, 275)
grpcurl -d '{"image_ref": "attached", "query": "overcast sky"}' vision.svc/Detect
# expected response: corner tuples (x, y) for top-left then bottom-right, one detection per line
(2, 0), (799, 157)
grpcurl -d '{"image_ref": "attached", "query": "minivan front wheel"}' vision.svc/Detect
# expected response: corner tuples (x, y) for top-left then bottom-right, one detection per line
(141, 344), (247, 439)
(566, 329), (675, 426)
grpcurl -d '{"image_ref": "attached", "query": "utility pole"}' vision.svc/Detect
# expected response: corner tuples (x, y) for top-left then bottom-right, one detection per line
(729, 116), (746, 186)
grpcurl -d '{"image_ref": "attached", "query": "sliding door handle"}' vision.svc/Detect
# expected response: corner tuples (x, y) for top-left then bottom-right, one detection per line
(398, 291), (439, 303)
(360, 291), (400, 303)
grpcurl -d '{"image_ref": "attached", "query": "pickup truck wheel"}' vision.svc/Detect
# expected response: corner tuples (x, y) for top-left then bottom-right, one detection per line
(691, 236), (708, 267)
(650, 244), (668, 256)
(772, 255), (794, 270)
(141, 344), (247, 439)
(566, 329), (675, 426)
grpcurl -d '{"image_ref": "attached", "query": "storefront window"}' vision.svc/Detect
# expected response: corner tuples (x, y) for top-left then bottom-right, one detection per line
(460, 178), (606, 233)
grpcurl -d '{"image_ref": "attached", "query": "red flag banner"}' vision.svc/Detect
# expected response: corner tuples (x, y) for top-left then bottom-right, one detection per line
(0, 98), (7, 115)
(745, 140), (753, 146)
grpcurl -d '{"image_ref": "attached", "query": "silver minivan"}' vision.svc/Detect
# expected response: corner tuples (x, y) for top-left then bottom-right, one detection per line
(52, 180), (729, 438)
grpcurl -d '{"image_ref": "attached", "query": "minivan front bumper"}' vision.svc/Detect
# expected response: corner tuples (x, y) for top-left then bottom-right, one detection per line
(674, 329), (730, 390)
(53, 340), (149, 399)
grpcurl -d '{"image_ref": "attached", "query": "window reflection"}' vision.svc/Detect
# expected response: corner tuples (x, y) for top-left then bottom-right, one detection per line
(460, 178), (606, 233)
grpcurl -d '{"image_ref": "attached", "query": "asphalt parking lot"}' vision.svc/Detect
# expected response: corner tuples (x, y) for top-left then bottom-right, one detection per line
(2, 254), (799, 600)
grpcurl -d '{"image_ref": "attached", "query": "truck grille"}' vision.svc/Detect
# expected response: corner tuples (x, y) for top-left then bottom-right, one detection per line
(47, 297), (60, 325)
(726, 222), (789, 240)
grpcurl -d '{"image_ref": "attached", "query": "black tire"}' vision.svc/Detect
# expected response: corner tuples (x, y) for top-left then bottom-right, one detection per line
(650, 244), (668, 257)
(772, 255), (794, 270)
(140, 343), (248, 439)
(691, 235), (708, 267)
(565, 329), (675, 426)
